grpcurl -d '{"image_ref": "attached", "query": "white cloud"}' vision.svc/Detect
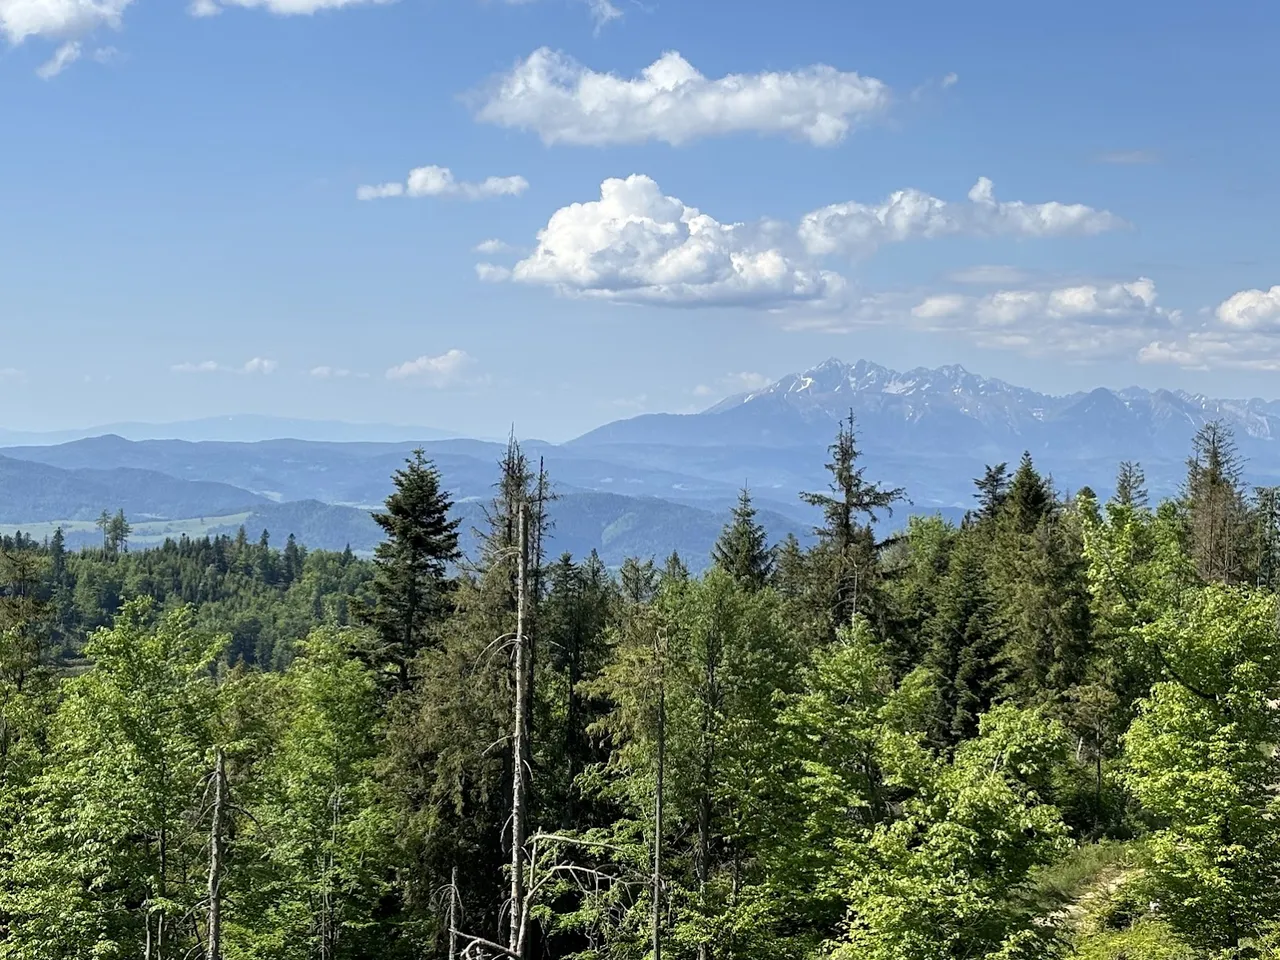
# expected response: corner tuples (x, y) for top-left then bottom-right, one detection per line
(727, 371), (772, 391)
(0, 0), (131, 43)
(310, 365), (351, 378)
(36, 39), (81, 78)
(905, 278), (1177, 359)
(504, 175), (847, 308)
(1137, 334), (1280, 372)
(0, 367), (25, 381)
(1215, 285), (1280, 330)
(474, 238), (513, 254)
(693, 371), (773, 400)
(495, 175), (1121, 309)
(172, 358), (278, 374)
(386, 349), (472, 385)
(0, 0), (130, 75)
(172, 360), (222, 373)
(1138, 284), (1280, 370)
(191, 0), (393, 16)
(799, 177), (1123, 257)
(357, 165), (528, 202)
(942, 72), (959, 88)
(476, 48), (889, 147)
(584, 0), (620, 28)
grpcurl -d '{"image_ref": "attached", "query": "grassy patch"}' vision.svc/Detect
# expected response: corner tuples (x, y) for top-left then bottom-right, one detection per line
(0, 513), (253, 546)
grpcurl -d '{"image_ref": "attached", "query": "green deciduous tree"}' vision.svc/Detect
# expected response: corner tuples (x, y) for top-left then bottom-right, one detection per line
(0, 599), (223, 960)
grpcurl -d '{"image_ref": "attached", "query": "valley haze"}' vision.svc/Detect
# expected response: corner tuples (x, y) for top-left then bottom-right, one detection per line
(5, 358), (1280, 568)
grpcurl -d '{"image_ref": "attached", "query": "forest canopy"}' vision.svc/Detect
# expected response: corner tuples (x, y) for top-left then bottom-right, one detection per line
(1, 422), (1279, 959)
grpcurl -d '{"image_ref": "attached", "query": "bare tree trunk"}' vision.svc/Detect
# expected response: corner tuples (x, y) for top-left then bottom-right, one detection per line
(697, 655), (716, 960)
(207, 749), (226, 960)
(158, 816), (168, 960)
(652, 631), (666, 960)
(510, 505), (530, 959)
(448, 865), (459, 960)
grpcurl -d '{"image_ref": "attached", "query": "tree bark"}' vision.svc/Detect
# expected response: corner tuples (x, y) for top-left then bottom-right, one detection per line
(510, 505), (530, 959)
(448, 865), (459, 960)
(652, 628), (666, 960)
(207, 749), (226, 960)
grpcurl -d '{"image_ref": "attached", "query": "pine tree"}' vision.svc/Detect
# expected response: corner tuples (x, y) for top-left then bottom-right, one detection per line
(800, 414), (905, 628)
(1113, 460), (1149, 509)
(972, 463), (1010, 523)
(711, 488), (775, 589)
(1183, 420), (1250, 584)
(366, 449), (461, 689)
(1003, 452), (1053, 534)
(662, 550), (690, 584)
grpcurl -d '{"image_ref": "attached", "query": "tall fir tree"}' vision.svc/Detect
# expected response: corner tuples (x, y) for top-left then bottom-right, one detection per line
(366, 449), (461, 689)
(1182, 420), (1250, 584)
(711, 488), (775, 589)
(1113, 460), (1150, 509)
(972, 462), (1010, 524)
(800, 414), (905, 629)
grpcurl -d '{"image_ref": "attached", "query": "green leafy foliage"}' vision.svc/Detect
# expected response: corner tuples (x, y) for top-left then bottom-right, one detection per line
(1, 422), (1279, 960)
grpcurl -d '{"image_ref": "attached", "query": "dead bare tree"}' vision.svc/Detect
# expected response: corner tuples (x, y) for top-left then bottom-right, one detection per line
(652, 625), (667, 960)
(206, 749), (227, 960)
(510, 503), (531, 958)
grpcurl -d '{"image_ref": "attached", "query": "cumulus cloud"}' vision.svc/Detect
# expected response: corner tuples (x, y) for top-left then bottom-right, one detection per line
(386, 349), (472, 385)
(191, 0), (393, 16)
(474, 238), (514, 254)
(357, 165), (528, 202)
(243, 357), (278, 374)
(0, 0), (131, 43)
(1214, 285), (1280, 330)
(475, 48), (889, 147)
(906, 278), (1177, 359)
(0, 0), (131, 75)
(493, 175), (1122, 309)
(1138, 284), (1280, 370)
(799, 177), (1123, 256)
(504, 175), (846, 308)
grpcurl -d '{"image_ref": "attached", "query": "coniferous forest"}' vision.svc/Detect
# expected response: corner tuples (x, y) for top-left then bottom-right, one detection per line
(3, 419), (1280, 960)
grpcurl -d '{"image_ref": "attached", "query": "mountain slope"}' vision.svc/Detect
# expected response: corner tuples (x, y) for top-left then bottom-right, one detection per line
(0, 455), (267, 524)
(576, 357), (1280, 461)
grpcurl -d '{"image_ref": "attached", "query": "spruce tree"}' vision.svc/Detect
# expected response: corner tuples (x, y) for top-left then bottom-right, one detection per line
(711, 488), (775, 589)
(1003, 452), (1053, 534)
(1183, 420), (1250, 584)
(1113, 460), (1149, 509)
(366, 449), (461, 689)
(800, 414), (905, 627)
(972, 463), (1010, 523)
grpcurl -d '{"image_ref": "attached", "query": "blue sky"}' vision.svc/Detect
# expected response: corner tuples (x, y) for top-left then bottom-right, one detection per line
(2, 0), (1279, 440)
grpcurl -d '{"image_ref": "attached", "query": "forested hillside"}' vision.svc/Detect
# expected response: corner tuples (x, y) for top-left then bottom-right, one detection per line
(1, 420), (1279, 959)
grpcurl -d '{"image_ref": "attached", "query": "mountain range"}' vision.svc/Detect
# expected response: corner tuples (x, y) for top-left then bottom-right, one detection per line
(5, 357), (1279, 566)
